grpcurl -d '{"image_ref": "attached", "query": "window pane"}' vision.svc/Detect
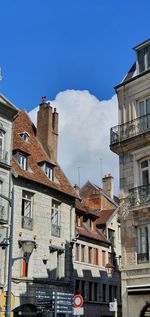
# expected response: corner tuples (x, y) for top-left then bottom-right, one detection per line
(139, 101), (145, 116)
(142, 170), (149, 185)
(146, 98), (150, 114)
(138, 49), (145, 73)
(141, 160), (148, 168)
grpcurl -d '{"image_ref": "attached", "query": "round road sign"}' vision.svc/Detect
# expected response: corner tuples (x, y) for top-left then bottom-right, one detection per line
(74, 295), (83, 308)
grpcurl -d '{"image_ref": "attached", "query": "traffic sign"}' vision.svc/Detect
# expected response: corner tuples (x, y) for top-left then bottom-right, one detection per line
(73, 307), (84, 315)
(74, 295), (83, 308)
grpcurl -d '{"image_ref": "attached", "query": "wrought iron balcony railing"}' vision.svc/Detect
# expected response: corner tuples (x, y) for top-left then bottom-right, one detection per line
(0, 205), (5, 221)
(0, 150), (8, 163)
(137, 252), (149, 263)
(51, 224), (61, 237)
(22, 216), (33, 230)
(128, 184), (150, 208)
(110, 113), (150, 145)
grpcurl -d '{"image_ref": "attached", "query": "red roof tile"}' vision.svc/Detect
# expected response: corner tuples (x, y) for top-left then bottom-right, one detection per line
(76, 224), (109, 244)
(12, 111), (76, 198)
(96, 209), (116, 225)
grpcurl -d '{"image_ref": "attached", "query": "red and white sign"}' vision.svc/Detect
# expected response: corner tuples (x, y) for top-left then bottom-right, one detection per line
(74, 295), (83, 308)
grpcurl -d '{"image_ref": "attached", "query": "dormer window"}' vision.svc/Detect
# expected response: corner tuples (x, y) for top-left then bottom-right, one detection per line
(20, 132), (29, 142)
(16, 153), (28, 170)
(137, 45), (150, 73)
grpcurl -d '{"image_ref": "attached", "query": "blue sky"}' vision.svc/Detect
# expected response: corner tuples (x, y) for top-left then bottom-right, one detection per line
(1, 0), (150, 191)
(0, 0), (150, 110)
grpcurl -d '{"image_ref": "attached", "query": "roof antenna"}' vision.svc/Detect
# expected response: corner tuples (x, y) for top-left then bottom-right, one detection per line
(0, 67), (3, 81)
(77, 166), (82, 187)
(100, 158), (103, 185)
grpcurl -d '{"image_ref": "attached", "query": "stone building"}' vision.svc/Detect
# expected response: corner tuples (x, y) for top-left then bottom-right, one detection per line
(10, 98), (76, 316)
(73, 175), (121, 317)
(0, 94), (18, 289)
(110, 39), (150, 317)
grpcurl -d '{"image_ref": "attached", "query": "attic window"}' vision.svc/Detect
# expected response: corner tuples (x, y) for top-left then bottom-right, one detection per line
(15, 152), (28, 170)
(20, 132), (29, 142)
(45, 163), (54, 181)
(137, 45), (150, 73)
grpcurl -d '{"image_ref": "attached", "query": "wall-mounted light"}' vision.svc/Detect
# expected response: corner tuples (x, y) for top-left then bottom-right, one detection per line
(18, 240), (36, 262)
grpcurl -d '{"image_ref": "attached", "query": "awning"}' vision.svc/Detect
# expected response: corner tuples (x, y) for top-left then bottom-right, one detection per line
(49, 245), (64, 254)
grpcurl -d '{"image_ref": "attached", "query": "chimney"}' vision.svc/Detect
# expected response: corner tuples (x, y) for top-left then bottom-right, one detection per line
(74, 184), (80, 197)
(102, 173), (114, 199)
(37, 96), (58, 163)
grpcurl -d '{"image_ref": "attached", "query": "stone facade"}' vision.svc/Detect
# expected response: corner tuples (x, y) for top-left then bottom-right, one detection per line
(73, 180), (122, 317)
(110, 39), (150, 317)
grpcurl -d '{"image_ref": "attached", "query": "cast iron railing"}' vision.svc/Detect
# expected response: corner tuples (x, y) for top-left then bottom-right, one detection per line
(22, 216), (33, 230)
(51, 224), (61, 237)
(0, 205), (5, 221)
(110, 113), (150, 145)
(128, 184), (150, 208)
(137, 252), (149, 263)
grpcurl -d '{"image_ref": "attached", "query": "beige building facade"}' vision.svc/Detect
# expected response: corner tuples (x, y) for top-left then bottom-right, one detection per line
(110, 39), (150, 317)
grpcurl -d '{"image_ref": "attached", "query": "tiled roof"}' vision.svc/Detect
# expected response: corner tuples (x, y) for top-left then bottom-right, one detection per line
(75, 198), (99, 217)
(76, 224), (109, 244)
(12, 111), (76, 198)
(96, 209), (116, 225)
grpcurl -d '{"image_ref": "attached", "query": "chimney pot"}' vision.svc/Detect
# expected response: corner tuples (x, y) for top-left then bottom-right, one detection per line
(41, 96), (46, 103)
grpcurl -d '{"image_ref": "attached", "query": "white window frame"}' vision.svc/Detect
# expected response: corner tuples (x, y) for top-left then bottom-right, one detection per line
(18, 154), (27, 170)
(51, 200), (60, 226)
(20, 132), (29, 142)
(139, 158), (150, 186)
(137, 225), (150, 263)
(138, 97), (150, 117)
(22, 190), (33, 218)
(45, 164), (53, 181)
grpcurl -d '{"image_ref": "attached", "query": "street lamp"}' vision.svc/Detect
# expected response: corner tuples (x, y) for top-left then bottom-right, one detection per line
(18, 240), (36, 262)
(0, 188), (14, 317)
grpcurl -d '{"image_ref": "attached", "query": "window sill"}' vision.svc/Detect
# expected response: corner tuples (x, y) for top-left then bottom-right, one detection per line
(74, 260), (106, 269)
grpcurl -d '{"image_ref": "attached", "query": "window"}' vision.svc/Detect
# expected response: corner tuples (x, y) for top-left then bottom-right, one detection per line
(94, 283), (98, 301)
(0, 130), (4, 158)
(139, 98), (150, 117)
(88, 246), (92, 264)
(89, 282), (93, 301)
(109, 285), (113, 302)
(81, 245), (85, 262)
(102, 250), (106, 267)
(102, 284), (106, 302)
(45, 164), (53, 181)
(94, 248), (99, 265)
(108, 252), (113, 266)
(138, 45), (150, 73)
(140, 159), (150, 185)
(108, 229), (115, 247)
(20, 132), (29, 142)
(51, 200), (61, 237)
(18, 153), (27, 170)
(137, 226), (149, 263)
(76, 244), (80, 261)
(76, 215), (83, 227)
(22, 191), (33, 230)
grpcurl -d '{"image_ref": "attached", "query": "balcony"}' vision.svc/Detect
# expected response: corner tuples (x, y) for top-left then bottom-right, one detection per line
(0, 150), (8, 164)
(51, 224), (61, 237)
(128, 184), (150, 208)
(110, 113), (150, 153)
(137, 252), (149, 264)
(22, 216), (33, 230)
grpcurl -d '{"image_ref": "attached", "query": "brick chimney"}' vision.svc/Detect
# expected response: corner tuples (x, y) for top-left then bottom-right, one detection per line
(102, 173), (114, 199)
(37, 97), (58, 163)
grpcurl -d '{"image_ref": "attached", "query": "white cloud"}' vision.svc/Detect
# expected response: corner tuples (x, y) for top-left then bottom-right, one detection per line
(29, 90), (119, 194)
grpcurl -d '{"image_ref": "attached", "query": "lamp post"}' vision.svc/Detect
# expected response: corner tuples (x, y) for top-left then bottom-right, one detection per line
(0, 188), (14, 317)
